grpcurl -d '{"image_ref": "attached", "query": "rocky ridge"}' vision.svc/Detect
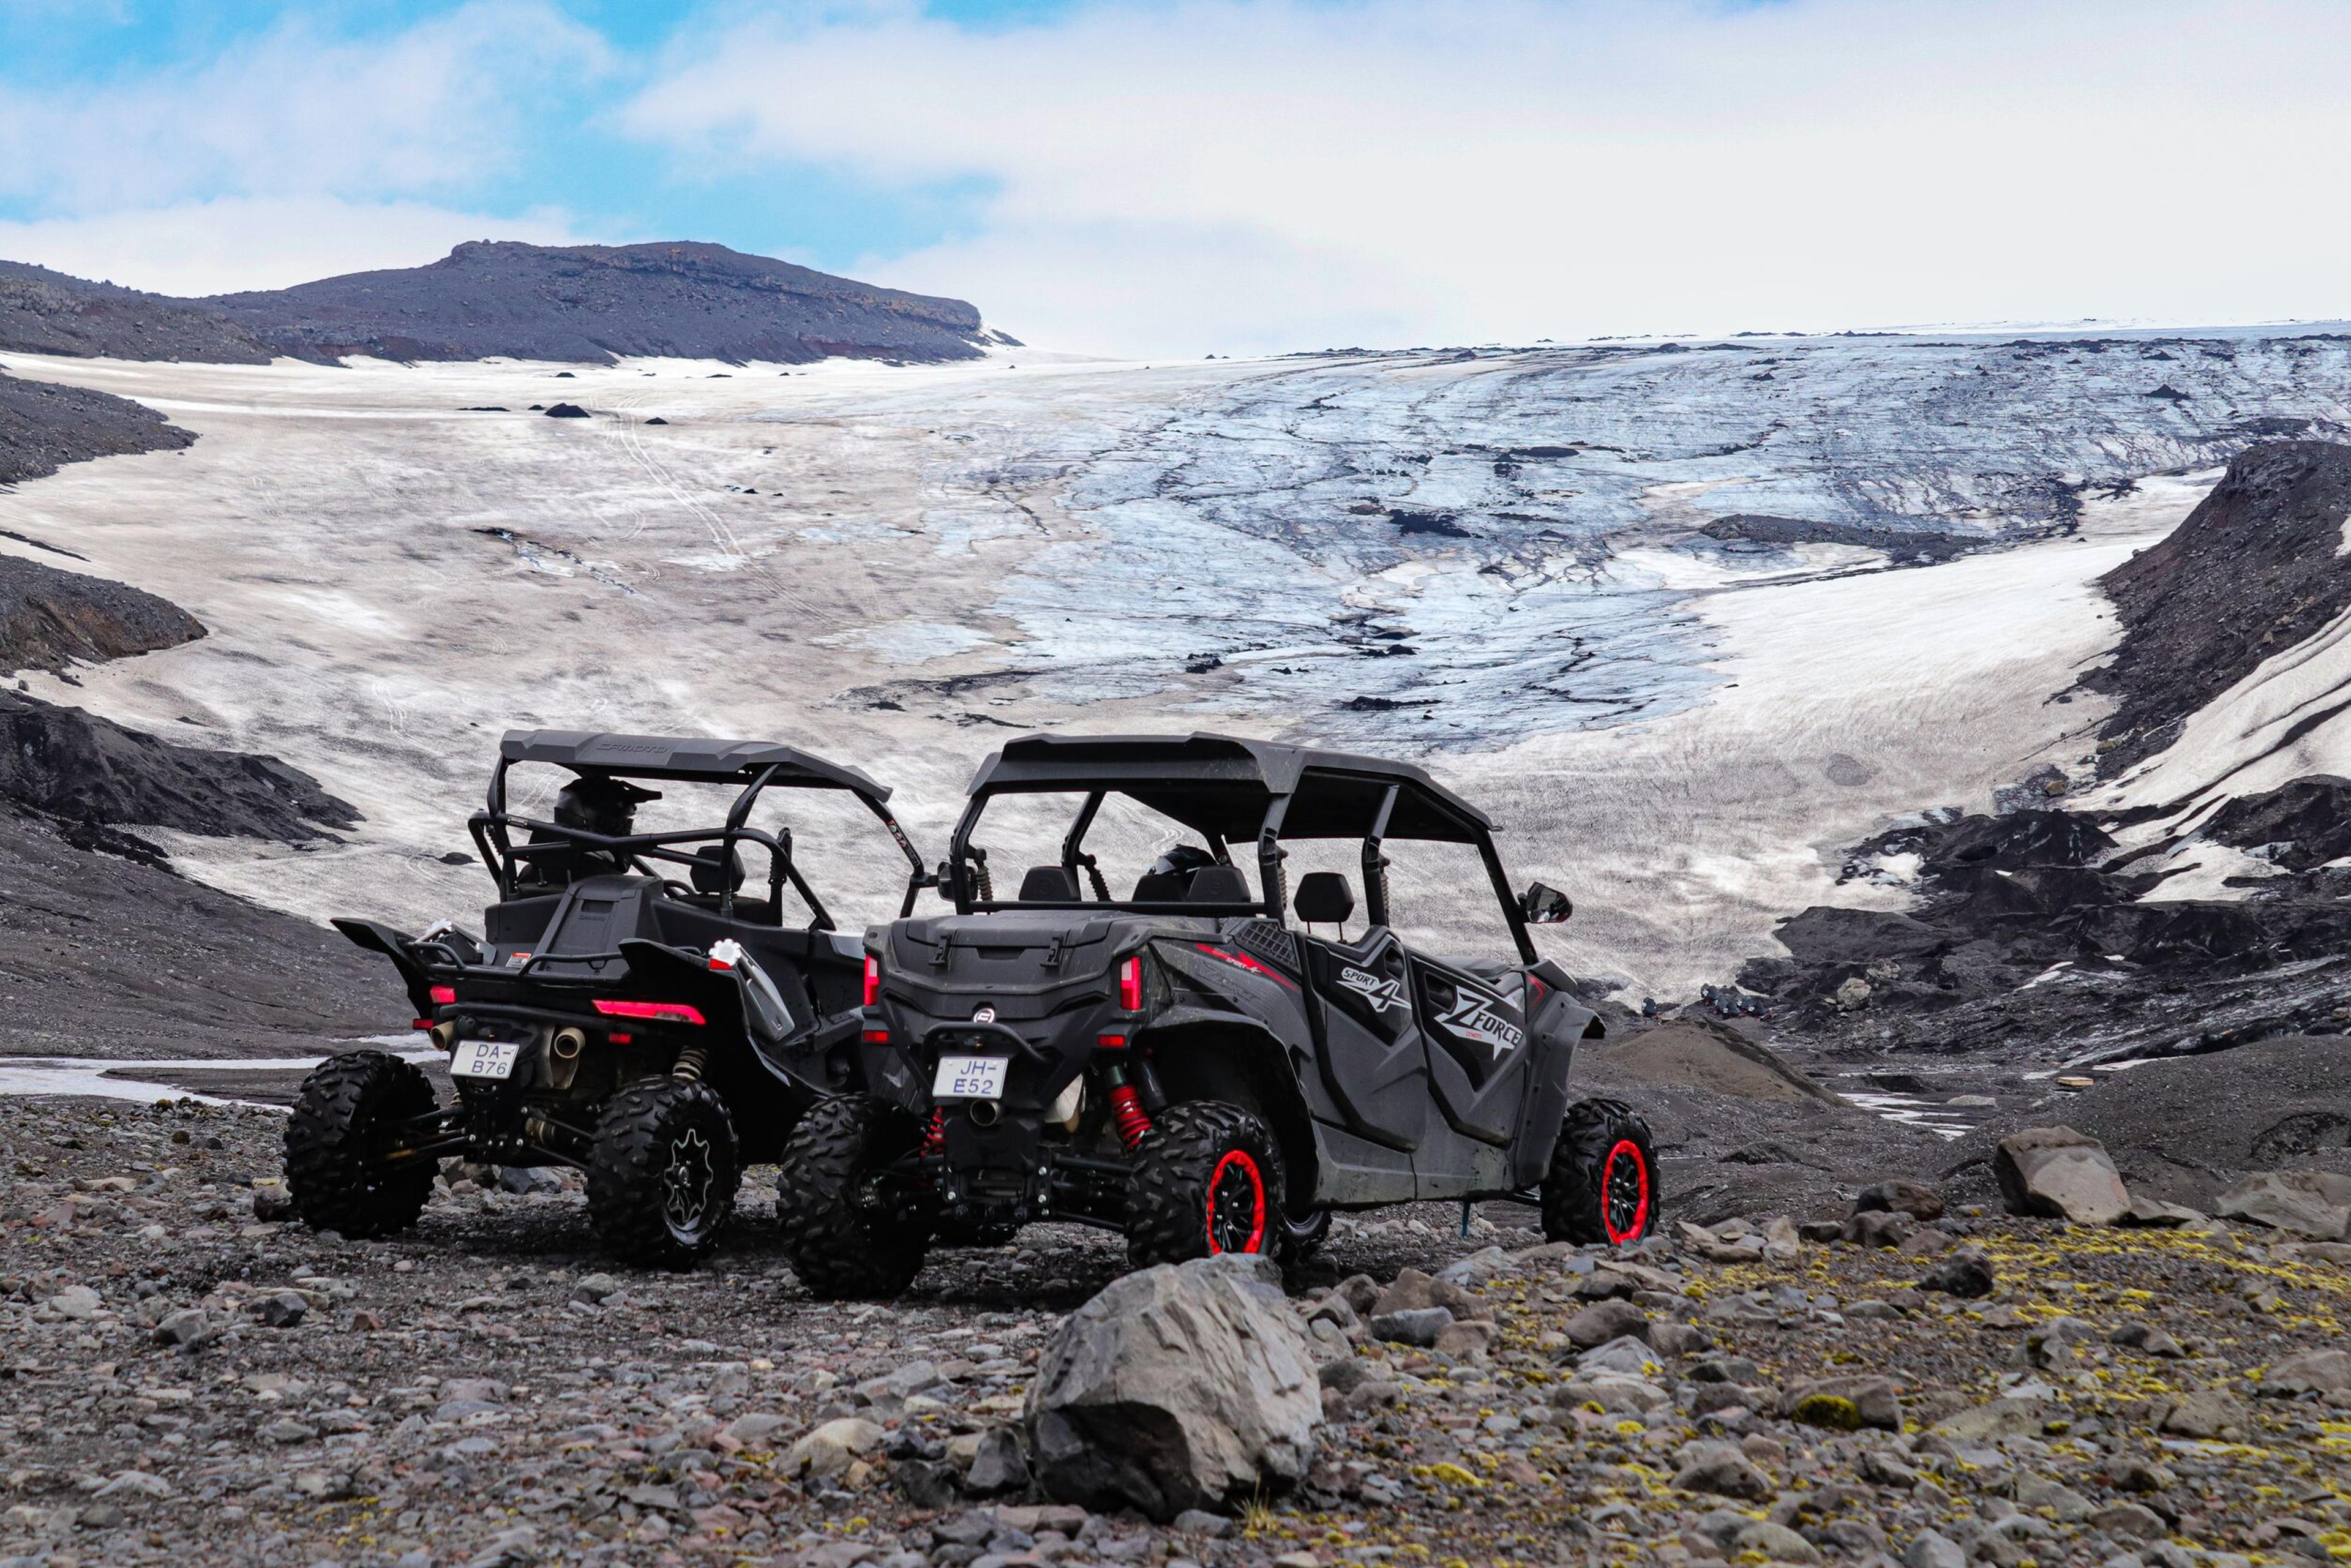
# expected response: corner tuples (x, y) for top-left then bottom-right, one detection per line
(0, 261), (274, 364)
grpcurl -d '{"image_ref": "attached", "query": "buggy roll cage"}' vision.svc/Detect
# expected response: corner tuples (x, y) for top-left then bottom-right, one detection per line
(468, 729), (934, 928)
(942, 731), (1543, 963)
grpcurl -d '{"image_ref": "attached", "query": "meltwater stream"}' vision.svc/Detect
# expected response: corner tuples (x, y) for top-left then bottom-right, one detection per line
(0, 1042), (438, 1108)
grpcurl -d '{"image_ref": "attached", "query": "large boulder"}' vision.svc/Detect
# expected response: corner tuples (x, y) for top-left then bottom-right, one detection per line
(1994, 1127), (2131, 1225)
(2215, 1169), (2351, 1240)
(1026, 1255), (1321, 1521)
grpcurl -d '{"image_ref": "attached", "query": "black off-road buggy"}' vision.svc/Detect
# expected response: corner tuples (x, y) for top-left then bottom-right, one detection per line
(287, 730), (931, 1265)
(774, 732), (1658, 1296)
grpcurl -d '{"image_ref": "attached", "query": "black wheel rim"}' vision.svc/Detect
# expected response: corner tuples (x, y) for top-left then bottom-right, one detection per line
(1205, 1149), (1267, 1255)
(661, 1127), (717, 1237)
(1602, 1138), (1650, 1244)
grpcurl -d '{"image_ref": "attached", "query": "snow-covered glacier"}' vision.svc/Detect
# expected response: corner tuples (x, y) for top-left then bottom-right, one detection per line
(920, 331), (2351, 749)
(6, 328), (2350, 988)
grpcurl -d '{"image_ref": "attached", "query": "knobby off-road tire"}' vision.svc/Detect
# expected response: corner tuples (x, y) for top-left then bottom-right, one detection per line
(586, 1078), (741, 1269)
(1125, 1099), (1288, 1270)
(773, 1096), (931, 1299)
(1542, 1096), (1660, 1246)
(283, 1049), (439, 1239)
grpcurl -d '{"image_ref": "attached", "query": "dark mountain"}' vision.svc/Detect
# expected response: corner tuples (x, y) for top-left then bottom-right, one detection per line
(0, 240), (998, 367)
(0, 369), (194, 486)
(201, 239), (994, 365)
(0, 260), (274, 363)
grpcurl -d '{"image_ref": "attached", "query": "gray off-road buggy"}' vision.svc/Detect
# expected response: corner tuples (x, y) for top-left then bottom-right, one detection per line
(774, 732), (1657, 1296)
(287, 730), (931, 1266)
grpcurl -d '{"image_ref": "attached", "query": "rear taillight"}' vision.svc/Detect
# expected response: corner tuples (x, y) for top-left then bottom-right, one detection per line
(429, 985), (457, 1005)
(1119, 955), (1144, 1011)
(591, 999), (707, 1026)
(863, 955), (880, 1008)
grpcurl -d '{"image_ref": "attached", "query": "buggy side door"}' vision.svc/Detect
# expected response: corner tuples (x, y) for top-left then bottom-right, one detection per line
(1297, 927), (1430, 1152)
(1408, 955), (1537, 1146)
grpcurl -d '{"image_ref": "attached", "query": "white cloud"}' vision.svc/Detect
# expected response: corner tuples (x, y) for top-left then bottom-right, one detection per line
(0, 1), (608, 211)
(0, 195), (587, 297)
(624, 0), (2351, 356)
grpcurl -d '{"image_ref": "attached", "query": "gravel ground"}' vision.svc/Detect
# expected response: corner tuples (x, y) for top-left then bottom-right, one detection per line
(2, 1095), (2345, 1568)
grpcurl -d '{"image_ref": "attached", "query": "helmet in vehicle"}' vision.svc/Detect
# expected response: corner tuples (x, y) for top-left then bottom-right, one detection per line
(552, 775), (660, 838)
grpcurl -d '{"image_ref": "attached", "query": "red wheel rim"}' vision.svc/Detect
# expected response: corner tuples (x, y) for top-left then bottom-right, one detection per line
(1601, 1138), (1650, 1244)
(1205, 1149), (1268, 1255)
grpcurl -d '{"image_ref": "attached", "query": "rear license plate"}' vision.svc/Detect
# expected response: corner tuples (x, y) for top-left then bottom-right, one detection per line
(450, 1039), (520, 1080)
(932, 1055), (1008, 1101)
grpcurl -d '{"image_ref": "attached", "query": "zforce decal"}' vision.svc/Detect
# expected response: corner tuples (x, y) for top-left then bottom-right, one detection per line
(1337, 964), (1406, 1015)
(1438, 990), (1525, 1060)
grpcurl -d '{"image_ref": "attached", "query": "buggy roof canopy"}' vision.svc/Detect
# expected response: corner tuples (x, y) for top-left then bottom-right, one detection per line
(967, 731), (1492, 843)
(500, 730), (891, 801)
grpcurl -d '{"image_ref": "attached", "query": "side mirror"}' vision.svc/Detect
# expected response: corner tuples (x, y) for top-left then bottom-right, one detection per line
(1521, 882), (1572, 925)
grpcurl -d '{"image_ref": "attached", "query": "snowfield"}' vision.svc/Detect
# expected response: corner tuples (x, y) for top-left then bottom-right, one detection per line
(4, 329), (2349, 994)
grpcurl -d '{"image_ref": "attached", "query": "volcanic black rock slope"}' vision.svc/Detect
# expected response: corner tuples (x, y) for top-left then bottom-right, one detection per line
(0, 368), (194, 486)
(1, 241), (997, 366)
(1732, 441), (2351, 1089)
(0, 456), (380, 1056)
(2085, 439), (2351, 778)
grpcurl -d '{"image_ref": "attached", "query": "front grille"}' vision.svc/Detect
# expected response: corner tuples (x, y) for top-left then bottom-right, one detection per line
(1234, 920), (1301, 975)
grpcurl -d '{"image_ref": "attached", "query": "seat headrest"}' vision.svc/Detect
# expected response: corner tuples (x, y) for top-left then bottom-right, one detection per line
(1131, 871), (1186, 903)
(1018, 865), (1079, 902)
(689, 844), (744, 895)
(1294, 871), (1355, 925)
(1187, 865), (1251, 904)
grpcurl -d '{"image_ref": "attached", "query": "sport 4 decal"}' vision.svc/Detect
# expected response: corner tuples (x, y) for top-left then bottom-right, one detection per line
(1337, 964), (1408, 1015)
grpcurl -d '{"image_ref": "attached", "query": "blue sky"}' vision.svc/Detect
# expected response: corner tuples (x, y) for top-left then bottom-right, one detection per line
(1, 1), (2347, 355)
(0, 1), (1009, 274)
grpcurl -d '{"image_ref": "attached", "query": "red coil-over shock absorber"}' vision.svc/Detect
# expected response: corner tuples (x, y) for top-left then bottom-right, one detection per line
(1104, 1062), (1153, 1152)
(921, 1106), (947, 1157)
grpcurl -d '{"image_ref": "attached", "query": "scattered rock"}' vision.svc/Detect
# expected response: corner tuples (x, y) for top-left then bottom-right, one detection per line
(2093, 1502), (2170, 1540)
(785, 1417), (887, 1481)
(1735, 1520), (1821, 1563)
(2159, 1389), (2244, 1439)
(2260, 1347), (2351, 1397)
(1916, 1249), (1995, 1297)
(1856, 1180), (1946, 1221)
(1845, 1210), (1918, 1248)
(1370, 1306), (1453, 1347)
(1904, 1528), (1967, 1568)
(1564, 1298), (1650, 1348)
(1578, 1336), (1663, 1378)
(542, 403), (590, 418)
(254, 1291), (307, 1329)
(964, 1425), (1029, 1494)
(151, 1307), (216, 1349)
(1432, 1318), (1498, 1359)
(2216, 1169), (2351, 1239)
(1930, 1397), (2044, 1441)
(1783, 1376), (1902, 1431)
(1671, 1440), (1772, 1501)
(1994, 1127), (2132, 1225)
